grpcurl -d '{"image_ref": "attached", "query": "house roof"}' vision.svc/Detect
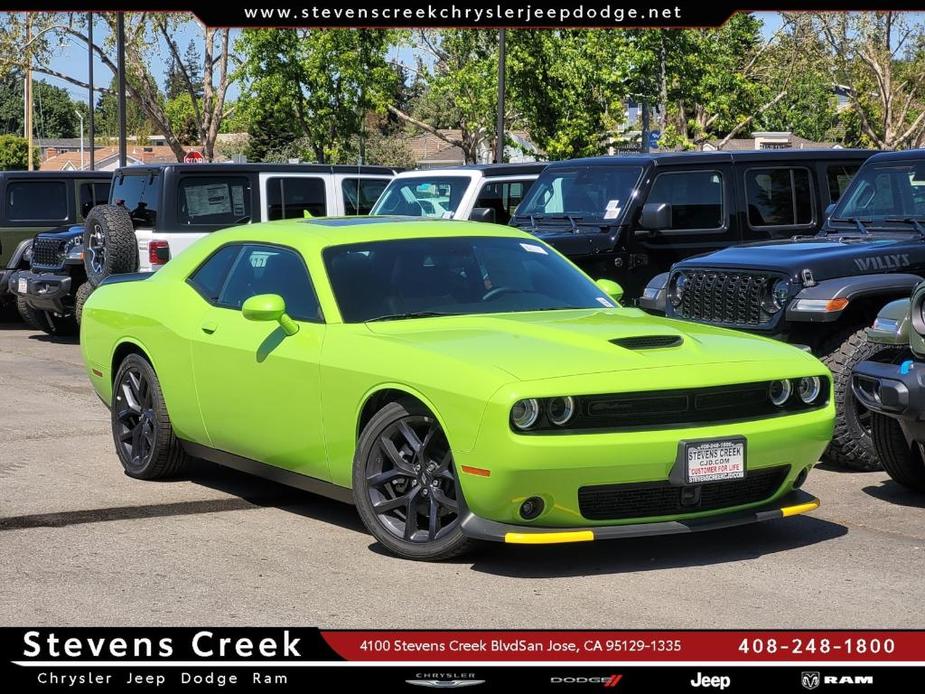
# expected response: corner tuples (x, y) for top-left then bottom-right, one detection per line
(40, 144), (229, 171)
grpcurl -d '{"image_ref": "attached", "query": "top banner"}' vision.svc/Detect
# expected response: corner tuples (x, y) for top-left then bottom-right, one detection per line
(0, 2), (923, 29)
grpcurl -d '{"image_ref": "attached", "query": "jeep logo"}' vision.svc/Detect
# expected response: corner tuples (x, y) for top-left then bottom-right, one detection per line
(854, 254), (911, 272)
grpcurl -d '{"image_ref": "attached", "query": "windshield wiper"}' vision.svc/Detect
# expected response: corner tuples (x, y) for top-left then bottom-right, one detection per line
(883, 217), (925, 238)
(366, 311), (455, 322)
(825, 217), (871, 236)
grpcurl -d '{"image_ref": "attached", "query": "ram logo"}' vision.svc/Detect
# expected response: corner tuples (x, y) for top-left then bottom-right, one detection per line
(801, 671), (820, 690)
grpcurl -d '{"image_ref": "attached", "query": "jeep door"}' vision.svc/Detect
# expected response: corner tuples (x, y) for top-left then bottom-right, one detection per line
(0, 177), (72, 266)
(624, 164), (736, 298)
(738, 164), (819, 243)
(188, 242), (329, 481)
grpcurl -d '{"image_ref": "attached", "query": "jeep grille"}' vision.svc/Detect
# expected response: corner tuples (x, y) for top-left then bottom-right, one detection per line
(674, 269), (776, 328)
(31, 237), (66, 270)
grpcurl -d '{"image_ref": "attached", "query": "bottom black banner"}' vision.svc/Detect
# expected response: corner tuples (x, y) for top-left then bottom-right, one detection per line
(1, 665), (916, 692)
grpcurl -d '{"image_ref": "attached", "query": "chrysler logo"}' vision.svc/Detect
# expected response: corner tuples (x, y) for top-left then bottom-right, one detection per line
(405, 679), (485, 689)
(801, 671), (820, 690)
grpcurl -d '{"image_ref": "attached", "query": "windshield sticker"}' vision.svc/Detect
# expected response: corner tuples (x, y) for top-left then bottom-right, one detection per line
(441, 211), (454, 219)
(520, 242), (548, 254)
(604, 199), (622, 220)
(596, 297), (616, 307)
(185, 184), (232, 218)
(231, 186), (246, 217)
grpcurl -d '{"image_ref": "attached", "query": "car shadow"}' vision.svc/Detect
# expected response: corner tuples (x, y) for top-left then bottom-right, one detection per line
(812, 460), (878, 475)
(185, 458), (368, 534)
(27, 333), (79, 345)
(464, 515), (848, 578)
(861, 480), (925, 509)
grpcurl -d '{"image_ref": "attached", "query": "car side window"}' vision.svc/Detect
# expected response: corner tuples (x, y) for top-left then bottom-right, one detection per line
(79, 181), (110, 218)
(188, 245), (242, 302)
(6, 181), (68, 221)
(218, 244), (322, 322)
(341, 178), (388, 215)
(474, 179), (533, 225)
(267, 177), (327, 219)
(745, 168), (813, 228)
(645, 171), (724, 230)
(826, 164), (861, 204)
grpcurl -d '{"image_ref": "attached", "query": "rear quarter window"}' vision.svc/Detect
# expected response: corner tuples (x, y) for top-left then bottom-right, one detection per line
(6, 180), (68, 222)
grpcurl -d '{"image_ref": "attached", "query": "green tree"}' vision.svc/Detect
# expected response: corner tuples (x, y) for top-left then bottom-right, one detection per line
(389, 30), (500, 163)
(0, 134), (40, 169)
(237, 28), (398, 163)
(509, 30), (631, 159)
(0, 71), (82, 139)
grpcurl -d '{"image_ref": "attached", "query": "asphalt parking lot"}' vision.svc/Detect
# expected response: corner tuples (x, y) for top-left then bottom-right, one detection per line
(1, 321), (924, 629)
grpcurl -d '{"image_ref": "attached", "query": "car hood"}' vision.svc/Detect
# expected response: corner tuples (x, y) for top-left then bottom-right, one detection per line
(35, 225), (84, 241)
(675, 234), (923, 281)
(364, 308), (818, 381)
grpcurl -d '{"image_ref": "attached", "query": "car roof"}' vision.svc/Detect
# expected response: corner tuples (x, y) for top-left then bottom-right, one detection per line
(0, 170), (112, 179)
(392, 163), (546, 178)
(863, 149), (925, 164)
(541, 149), (876, 168)
(202, 216), (529, 251)
(112, 163), (397, 176)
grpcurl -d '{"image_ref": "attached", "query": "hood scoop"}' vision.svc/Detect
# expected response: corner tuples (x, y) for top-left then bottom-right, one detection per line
(611, 335), (683, 350)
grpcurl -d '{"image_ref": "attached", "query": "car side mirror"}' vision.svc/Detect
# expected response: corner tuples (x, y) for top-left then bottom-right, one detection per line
(242, 294), (299, 336)
(469, 207), (497, 223)
(595, 279), (624, 305)
(824, 202), (836, 220)
(639, 202), (672, 230)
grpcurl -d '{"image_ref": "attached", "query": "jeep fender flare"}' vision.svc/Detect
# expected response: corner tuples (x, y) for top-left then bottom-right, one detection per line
(5, 237), (33, 271)
(786, 273), (923, 323)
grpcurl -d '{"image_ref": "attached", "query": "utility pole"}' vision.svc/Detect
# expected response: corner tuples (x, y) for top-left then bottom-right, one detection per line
(76, 110), (85, 169)
(494, 29), (506, 164)
(641, 102), (650, 154)
(25, 15), (33, 171)
(117, 12), (127, 168)
(88, 12), (95, 171)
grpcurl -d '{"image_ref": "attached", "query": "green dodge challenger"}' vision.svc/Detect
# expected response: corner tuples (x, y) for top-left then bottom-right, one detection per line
(80, 217), (833, 560)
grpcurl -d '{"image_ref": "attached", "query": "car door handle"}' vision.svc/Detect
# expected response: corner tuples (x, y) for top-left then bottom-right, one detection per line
(201, 321), (218, 335)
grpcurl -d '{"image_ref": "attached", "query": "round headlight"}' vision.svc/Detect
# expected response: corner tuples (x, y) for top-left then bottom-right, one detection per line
(798, 376), (822, 404)
(547, 396), (576, 426)
(762, 278), (791, 314)
(668, 273), (687, 307)
(769, 379), (792, 407)
(511, 399), (540, 430)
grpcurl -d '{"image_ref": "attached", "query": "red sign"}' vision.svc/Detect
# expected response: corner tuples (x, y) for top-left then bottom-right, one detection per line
(183, 150), (204, 163)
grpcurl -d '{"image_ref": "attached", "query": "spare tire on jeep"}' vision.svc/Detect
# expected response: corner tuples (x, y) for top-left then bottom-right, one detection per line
(83, 204), (137, 287)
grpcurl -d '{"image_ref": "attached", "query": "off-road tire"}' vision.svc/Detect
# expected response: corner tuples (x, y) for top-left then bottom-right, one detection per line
(83, 204), (137, 287)
(111, 353), (188, 479)
(16, 296), (43, 330)
(42, 311), (78, 337)
(353, 401), (473, 561)
(821, 326), (902, 471)
(74, 281), (93, 326)
(870, 412), (925, 491)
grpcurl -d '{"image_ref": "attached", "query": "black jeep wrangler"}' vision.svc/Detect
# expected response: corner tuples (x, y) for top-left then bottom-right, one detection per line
(509, 149), (873, 299)
(643, 150), (925, 471)
(0, 171), (110, 326)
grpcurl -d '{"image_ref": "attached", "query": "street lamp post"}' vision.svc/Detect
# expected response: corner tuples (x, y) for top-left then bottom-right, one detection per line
(494, 29), (506, 164)
(75, 110), (84, 169)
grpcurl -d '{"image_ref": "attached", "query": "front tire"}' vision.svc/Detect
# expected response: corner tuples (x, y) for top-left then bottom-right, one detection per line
(353, 401), (472, 561)
(821, 326), (901, 471)
(16, 296), (43, 330)
(75, 281), (93, 326)
(870, 413), (925, 491)
(111, 353), (188, 479)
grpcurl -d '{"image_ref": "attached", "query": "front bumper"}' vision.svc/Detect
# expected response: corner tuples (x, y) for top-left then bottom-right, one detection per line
(8, 269), (73, 314)
(852, 359), (925, 442)
(461, 489), (820, 543)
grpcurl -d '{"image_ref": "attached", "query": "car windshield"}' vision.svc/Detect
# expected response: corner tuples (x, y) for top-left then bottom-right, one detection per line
(831, 162), (925, 226)
(370, 176), (471, 218)
(514, 165), (643, 224)
(323, 236), (617, 323)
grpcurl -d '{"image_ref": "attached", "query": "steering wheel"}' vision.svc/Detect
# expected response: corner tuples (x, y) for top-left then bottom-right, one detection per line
(481, 286), (525, 302)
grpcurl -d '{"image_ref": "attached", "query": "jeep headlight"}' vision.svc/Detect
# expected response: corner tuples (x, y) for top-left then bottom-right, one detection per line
(668, 272), (687, 307)
(761, 278), (791, 314)
(64, 237), (83, 261)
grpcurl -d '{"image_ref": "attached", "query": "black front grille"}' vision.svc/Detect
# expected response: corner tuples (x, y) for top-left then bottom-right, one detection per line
(675, 269), (775, 327)
(31, 237), (65, 269)
(578, 465), (789, 520)
(611, 335), (683, 350)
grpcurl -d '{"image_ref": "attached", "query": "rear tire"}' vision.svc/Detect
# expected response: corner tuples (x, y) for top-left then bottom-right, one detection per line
(820, 326), (901, 471)
(353, 401), (472, 561)
(870, 412), (925, 492)
(111, 353), (188, 479)
(83, 204), (138, 287)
